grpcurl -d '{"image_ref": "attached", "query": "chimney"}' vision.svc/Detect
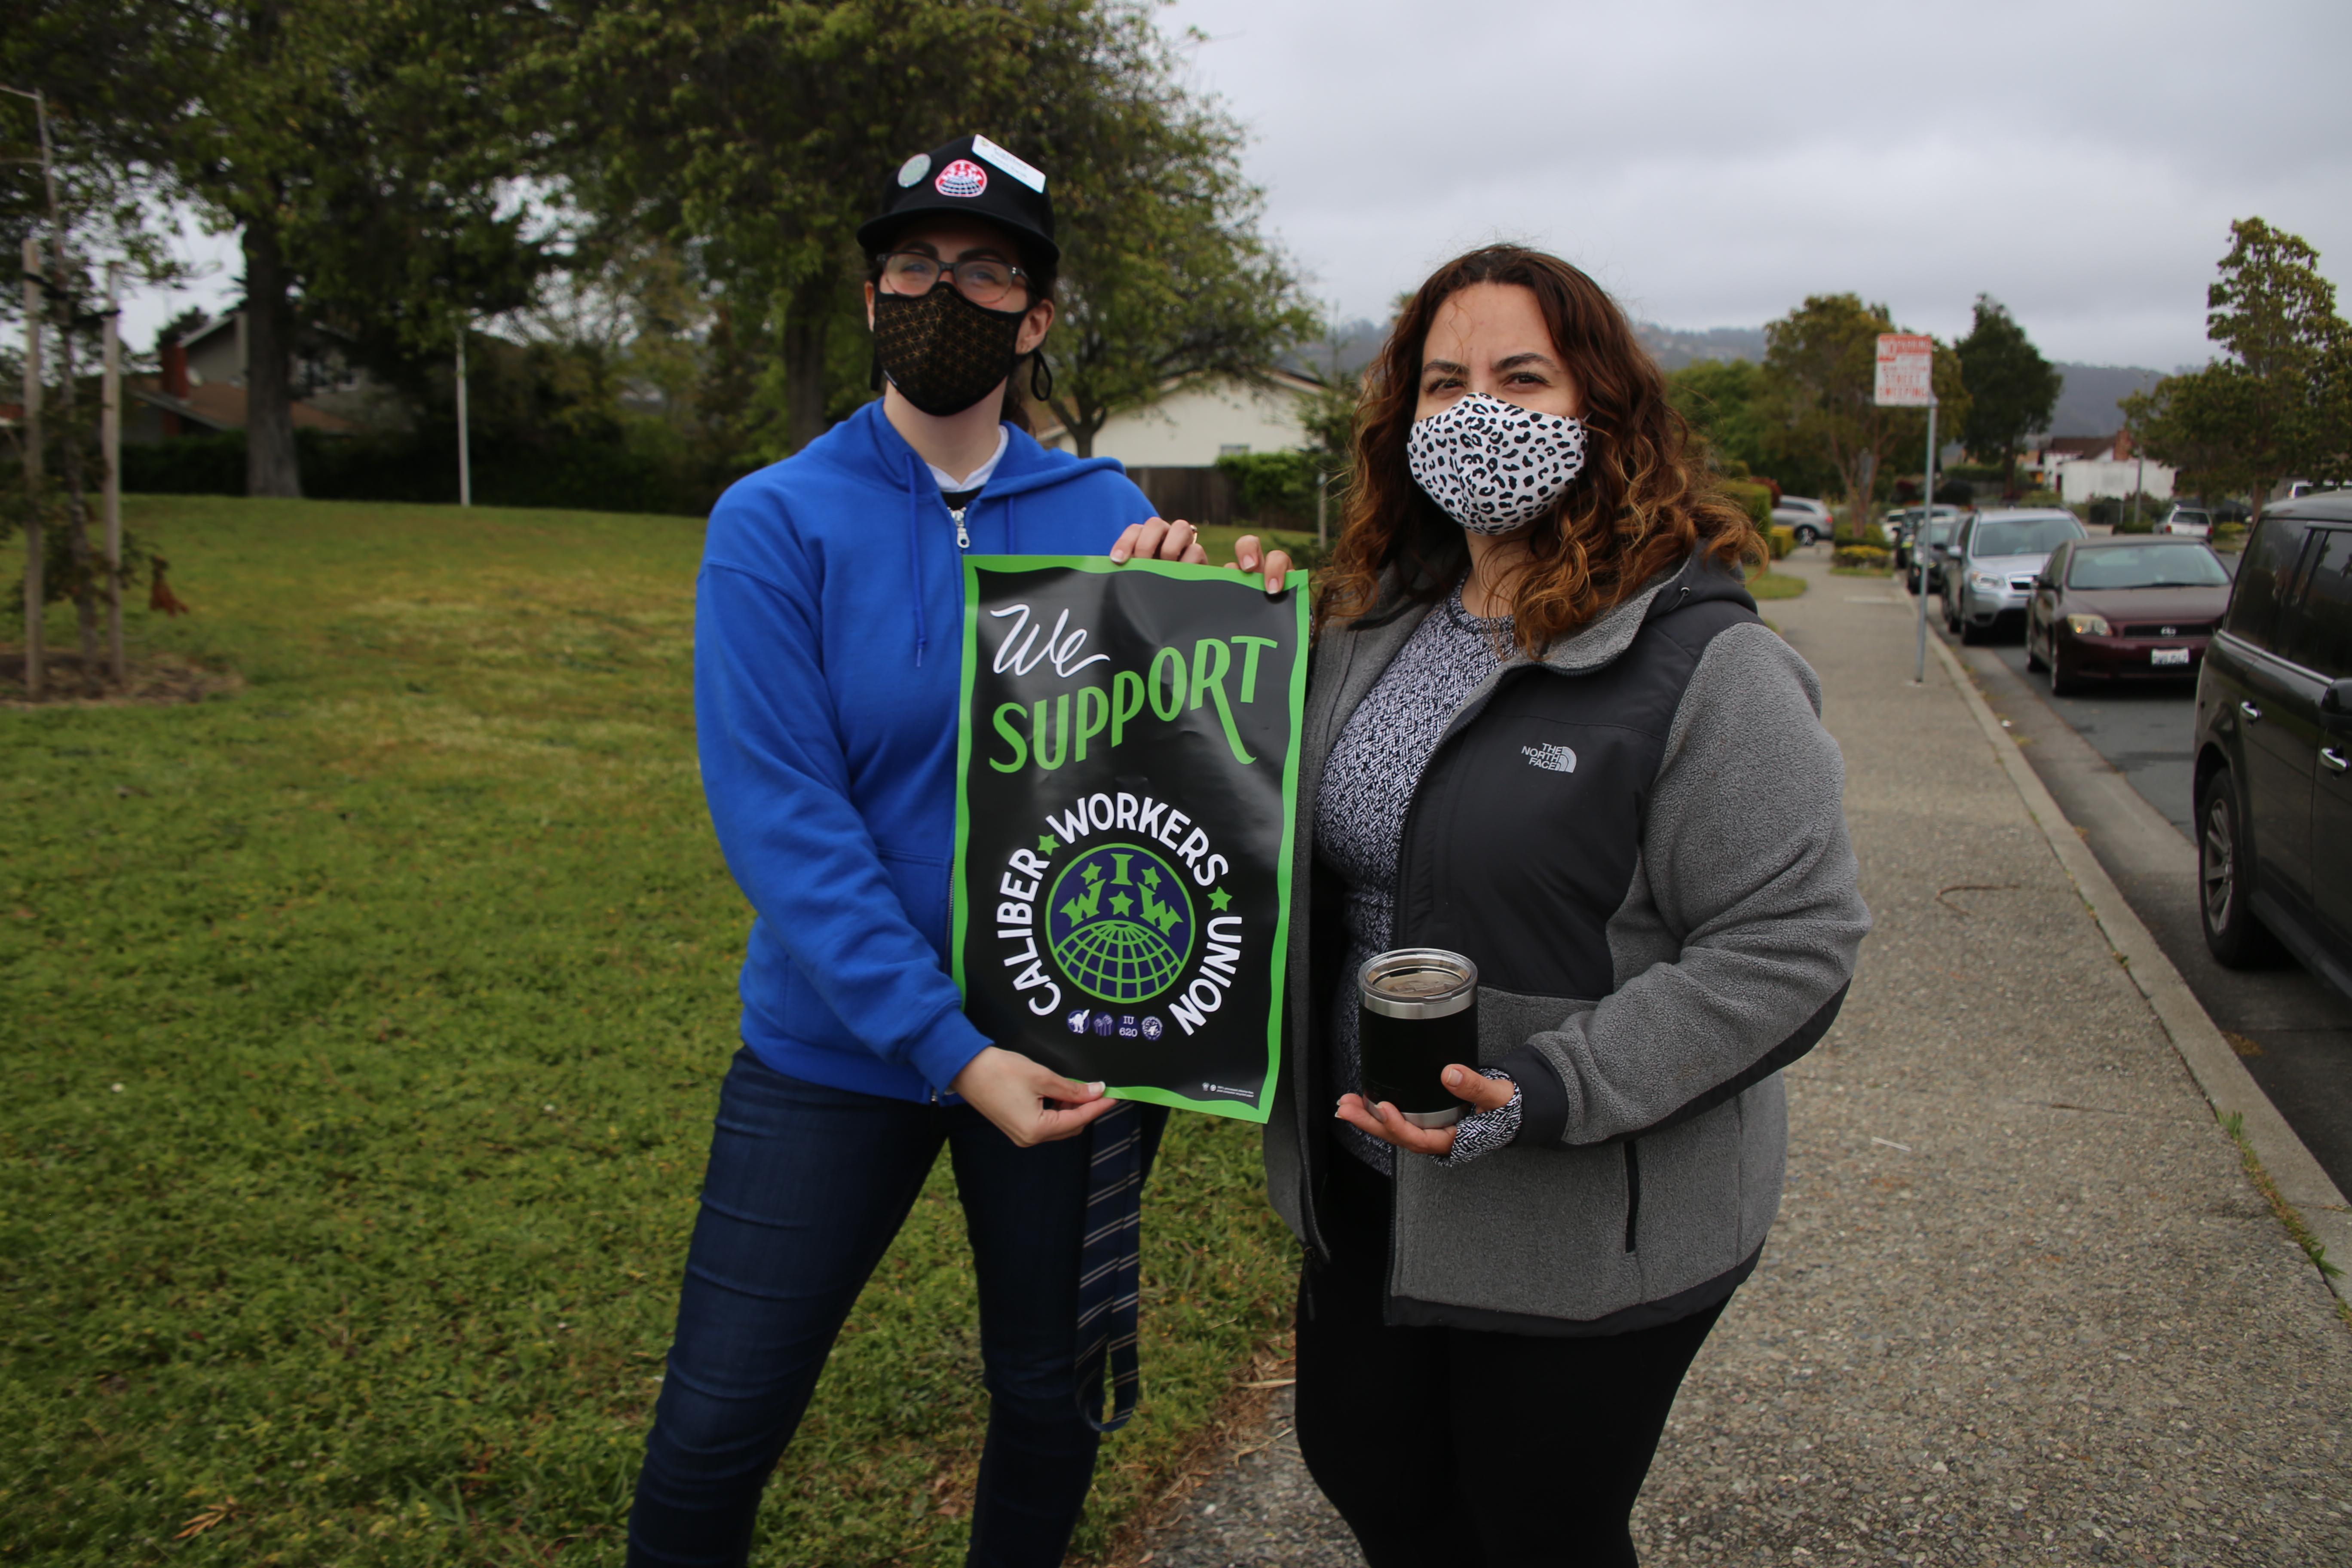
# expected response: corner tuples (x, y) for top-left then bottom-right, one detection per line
(163, 339), (190, 399)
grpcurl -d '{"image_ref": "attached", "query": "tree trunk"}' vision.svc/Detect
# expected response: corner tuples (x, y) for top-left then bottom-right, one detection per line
(2000, 447), (2019, 500)
(780, 276), (833, 454)
(244, 222), (303, 497)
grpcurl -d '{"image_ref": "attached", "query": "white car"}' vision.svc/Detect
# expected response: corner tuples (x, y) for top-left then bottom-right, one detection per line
(1772, 497), (1834, 545)
(2155, 506), (2212, 538)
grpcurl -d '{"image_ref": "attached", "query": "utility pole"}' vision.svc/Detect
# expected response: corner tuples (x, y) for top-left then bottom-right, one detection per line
(103, 261), (124, 684)
(20, 236), (44, 701)
(455, 318), (472, 508)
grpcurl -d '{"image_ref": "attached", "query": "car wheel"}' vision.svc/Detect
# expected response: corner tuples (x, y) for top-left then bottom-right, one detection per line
(1957, 597), (1984, 644)
(2049, 643), (2082, 695)
(1796, 526), (1819, 546)
(2198, 768), (2282, 967)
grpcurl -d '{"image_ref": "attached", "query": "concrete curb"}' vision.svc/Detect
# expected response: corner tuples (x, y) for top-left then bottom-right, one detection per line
(1926, 631), (2352, 1303)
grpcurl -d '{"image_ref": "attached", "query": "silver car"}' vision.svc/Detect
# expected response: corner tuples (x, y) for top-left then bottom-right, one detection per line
(1772, 496), (1834, 545)
(1939, 508), (2088, 644)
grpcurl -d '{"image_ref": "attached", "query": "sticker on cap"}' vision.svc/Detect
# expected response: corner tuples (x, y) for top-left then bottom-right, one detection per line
(934, 159), (988, 198)
(896, 153), (931, 188)
(971, 134), (1047, 193)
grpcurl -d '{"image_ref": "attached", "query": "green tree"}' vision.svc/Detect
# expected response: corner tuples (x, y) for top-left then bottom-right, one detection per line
(1665, 357), (1838, 498)
(2125, 217), (2352, 514)
(1035, 70), (1316, 459)
(1759, 294), (1968, 534)
(159, 1), (546, 496)
(1955, 295), (2061, 498)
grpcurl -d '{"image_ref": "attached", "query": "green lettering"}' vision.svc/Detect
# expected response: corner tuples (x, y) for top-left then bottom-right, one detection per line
(1149, 647), (1186, 721)
(1231, 635), (1278, 703)
(1074, 685), (1109, 762)
(988, 702), (1028, 773)
(1112, 669), (1146, 747)
(1032, 693), (1070, 770)
(1191, 637), (1255, 766)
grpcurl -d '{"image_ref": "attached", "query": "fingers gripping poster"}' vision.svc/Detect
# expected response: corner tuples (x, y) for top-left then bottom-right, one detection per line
(952, 558), (1308, 1123)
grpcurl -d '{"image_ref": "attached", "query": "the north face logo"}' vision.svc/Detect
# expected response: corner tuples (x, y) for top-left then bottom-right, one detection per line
(1522, 742), (1577, 773)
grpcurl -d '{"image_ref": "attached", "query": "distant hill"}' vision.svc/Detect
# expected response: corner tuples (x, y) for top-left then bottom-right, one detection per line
(1290, 321), (2173, 441)
(2044, 363), (2170, 437)
(1634, 322), (1770, 370)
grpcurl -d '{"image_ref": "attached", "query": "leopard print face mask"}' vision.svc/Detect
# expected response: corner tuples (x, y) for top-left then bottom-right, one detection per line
(1405, 393), (1589, 534)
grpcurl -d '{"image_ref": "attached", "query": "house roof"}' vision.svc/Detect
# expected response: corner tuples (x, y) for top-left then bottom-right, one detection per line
(1027, 367), (1325, 449)
(129, 375), (358, 435)
(2046, 435), (2117, 457)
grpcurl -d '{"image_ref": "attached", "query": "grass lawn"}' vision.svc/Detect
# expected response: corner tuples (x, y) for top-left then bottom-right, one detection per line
(2, 495), (1298, 1565)
(1744, 568), (1807, 601)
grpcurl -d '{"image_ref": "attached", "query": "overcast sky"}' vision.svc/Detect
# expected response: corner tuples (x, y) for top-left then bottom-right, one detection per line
(1158, 0), (2352, 370)
(118, 0), (2348, 372)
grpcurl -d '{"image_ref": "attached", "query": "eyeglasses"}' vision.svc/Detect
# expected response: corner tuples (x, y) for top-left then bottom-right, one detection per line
(878, 251), (1029, 307)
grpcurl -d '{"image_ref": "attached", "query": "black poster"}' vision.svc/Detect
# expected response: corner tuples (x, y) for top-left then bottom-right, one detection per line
(952, 557), (1308, 1123)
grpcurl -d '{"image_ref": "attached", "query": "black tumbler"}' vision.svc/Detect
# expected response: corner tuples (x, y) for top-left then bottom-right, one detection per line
(1357, 947), (1480, 1129)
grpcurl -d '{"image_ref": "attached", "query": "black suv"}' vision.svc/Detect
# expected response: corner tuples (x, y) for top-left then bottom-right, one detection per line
(2192, 493), (2352, 997)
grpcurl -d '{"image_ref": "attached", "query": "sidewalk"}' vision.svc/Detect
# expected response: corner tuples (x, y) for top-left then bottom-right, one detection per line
(1132, 550), (2352, 1566)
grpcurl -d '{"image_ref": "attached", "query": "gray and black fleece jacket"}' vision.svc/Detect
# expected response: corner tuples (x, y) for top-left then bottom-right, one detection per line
(1264, 549), (1870, 1334)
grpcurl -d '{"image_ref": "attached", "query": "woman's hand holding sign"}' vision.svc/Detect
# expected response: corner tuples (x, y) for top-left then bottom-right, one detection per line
(952, 1046), (1119, 1147)
(1109, 516), (1207, 566)
(1107, 519), (1295, 595)
(1336, 1066), (1516, 1159)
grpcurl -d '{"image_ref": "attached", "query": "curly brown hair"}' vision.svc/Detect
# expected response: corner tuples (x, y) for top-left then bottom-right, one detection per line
(1318, 245), (1759, 650)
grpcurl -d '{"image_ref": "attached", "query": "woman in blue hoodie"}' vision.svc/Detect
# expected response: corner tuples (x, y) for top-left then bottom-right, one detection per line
(626, 135), (1274, 1567)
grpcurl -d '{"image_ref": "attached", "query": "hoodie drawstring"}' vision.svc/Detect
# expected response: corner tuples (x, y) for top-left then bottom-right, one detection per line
(906, 452), (928, 667)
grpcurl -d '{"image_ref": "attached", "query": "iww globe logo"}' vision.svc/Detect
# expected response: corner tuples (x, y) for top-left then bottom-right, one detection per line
(1045, 842), (1195, 1005)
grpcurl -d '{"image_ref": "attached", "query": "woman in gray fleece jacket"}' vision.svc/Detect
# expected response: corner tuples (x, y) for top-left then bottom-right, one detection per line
(1236, 246), (1868, 1566)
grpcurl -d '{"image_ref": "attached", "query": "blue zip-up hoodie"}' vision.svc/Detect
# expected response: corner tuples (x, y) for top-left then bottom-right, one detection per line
(695, 399), (1158, 1102)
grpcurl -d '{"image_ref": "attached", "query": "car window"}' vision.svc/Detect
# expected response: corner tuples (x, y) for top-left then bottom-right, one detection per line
(2223, 514), (2313, 651)
(1924, 520), (1957, 545)
(1972, 516), (2084, 556)
(2043, 543), (2070, 582)
(2282, 529), (2352, 679)
(2067, 544), (2232, 589)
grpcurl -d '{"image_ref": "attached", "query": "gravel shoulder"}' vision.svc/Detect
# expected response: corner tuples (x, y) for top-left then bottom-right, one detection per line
(1129, 551), (2352, 1568)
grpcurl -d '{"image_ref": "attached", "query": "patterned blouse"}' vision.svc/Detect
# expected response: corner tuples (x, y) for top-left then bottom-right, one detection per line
(1315, 584), (1522, 1173)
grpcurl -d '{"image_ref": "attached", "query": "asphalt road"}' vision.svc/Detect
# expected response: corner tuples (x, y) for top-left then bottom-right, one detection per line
(1929, 588), (2352, 1197)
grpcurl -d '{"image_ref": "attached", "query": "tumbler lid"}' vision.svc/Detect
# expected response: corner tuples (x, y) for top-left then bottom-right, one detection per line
(1357, 948), (1478, 1020)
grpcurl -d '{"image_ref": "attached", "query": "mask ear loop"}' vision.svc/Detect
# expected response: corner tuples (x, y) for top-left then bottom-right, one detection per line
(1029, 350), (1053, 402)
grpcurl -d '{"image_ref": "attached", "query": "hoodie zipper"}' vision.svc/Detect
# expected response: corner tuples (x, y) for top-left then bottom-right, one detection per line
(950, 505), (970, 550)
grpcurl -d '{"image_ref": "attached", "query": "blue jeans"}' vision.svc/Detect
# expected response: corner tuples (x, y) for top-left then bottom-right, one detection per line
(627, 1049), (1167, 1567)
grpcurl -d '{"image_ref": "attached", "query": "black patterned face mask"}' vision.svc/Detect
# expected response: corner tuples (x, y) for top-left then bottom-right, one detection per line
(872, 282), (1028, 416)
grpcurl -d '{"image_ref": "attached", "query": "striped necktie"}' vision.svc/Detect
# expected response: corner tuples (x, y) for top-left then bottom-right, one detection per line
(1075, 1101), (1142, 1433)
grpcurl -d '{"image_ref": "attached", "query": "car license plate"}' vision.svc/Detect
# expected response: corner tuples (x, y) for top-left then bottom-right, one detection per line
(2151, 647), (2190, 666)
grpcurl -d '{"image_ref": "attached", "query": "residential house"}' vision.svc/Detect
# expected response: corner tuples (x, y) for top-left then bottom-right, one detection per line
(1033, 369), (1326, 526)
(2021, 432), (2176, 504)
(125, 309), (383, 444)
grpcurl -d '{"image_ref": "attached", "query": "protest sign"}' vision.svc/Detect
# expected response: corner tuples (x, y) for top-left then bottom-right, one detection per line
(951, 558), (1308, 1123)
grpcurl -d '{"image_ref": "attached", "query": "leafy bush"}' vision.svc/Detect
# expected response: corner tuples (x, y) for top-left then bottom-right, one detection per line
(1933, 480), (1975, 506)
(1718, 478), (1774, 531)
(122, 429), (744, 518)
(1765, 524), (1795, 560)
(1214, 450), (1323, 529)
(1834, 543), (1890, 570)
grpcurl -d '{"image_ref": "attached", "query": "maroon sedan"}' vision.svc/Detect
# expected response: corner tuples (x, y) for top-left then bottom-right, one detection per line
(2024, 537), (2234, 696)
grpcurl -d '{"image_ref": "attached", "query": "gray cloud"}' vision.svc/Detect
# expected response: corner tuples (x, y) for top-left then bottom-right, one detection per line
(1164, 0), (2352, 368)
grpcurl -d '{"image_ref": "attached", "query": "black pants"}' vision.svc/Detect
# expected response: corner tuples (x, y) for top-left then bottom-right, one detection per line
(1294, 1149), (1724, 1568)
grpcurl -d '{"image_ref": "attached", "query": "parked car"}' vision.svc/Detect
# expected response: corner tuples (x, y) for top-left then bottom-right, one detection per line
(2156, 505), (2213, 538)
(1773, 496), (1834, 545)
(2024, 537), (2233, 695)
(2191, 491), (2352, 999)
(1891, 505), (1964, 571)
(1939, 508), (2089, 644)
(1907, 514), (1962, 596)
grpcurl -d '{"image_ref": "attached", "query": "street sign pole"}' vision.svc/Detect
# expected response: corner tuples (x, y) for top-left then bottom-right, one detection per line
(1916, 400), (1935, 684)
(1874, 331), (1939, 686)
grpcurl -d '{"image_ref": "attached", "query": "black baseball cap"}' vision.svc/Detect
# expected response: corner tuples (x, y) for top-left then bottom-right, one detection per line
(856, 133), (1059, 268)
